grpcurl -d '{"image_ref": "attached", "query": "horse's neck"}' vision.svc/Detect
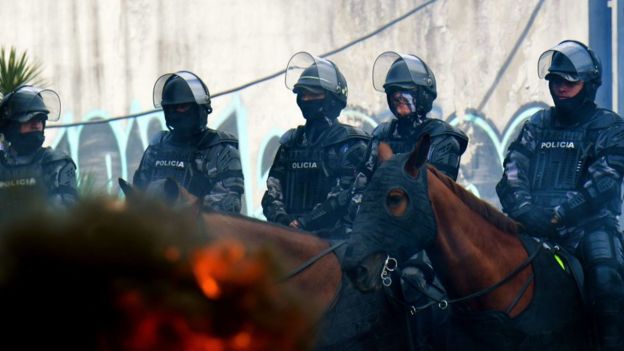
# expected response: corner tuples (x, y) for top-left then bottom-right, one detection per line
(426, 172), (533, 316)
(200, 212), (329, 265)
(200, 212), (341, 310)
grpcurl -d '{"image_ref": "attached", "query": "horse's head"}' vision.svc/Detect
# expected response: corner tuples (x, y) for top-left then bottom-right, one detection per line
(118, 178), (200, 210)
(344, 136), (437, 292)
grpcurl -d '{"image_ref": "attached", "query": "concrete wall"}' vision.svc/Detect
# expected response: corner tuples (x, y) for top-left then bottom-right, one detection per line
(0, 0), (589, 215)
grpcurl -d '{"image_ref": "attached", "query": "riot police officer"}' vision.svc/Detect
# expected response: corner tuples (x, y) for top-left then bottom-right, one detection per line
(361, 52), (467, 181)
(497, 40), (624, 350)
(261, 52), (369, 238)
(349, 52), (468, 229)
(133, 71), (244, 213)
(0, 85), (77, 209)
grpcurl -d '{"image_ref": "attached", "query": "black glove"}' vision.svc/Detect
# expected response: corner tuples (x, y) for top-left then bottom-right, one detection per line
(274, 212), (296, 226)
(553, 191), (587, 226)
(516, 206), (557, 237)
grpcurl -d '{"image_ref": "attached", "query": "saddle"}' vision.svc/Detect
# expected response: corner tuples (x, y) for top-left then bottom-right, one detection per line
(525, 236), (586, 303)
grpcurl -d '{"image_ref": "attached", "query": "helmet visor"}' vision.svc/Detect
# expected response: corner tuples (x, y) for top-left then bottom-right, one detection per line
(285, 52), (341, 95)
(538, 41), (597, 81)
(373, 51), (431, 92)
(6, 86), (61, 122)
(153, 71), (210, 108)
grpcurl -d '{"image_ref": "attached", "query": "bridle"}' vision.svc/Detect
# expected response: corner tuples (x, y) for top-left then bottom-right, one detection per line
(382, 241), (542, 316)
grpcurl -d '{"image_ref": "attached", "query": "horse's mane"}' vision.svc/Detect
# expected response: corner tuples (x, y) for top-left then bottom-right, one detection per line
(427, 166), (519, 235)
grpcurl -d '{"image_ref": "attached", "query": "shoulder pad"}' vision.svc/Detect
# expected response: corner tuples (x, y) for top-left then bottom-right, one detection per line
(200, 129), (239, 148)
(586, 108), (624, 130)
(40, 147), (75, 165)
(372, 120), (395, 139)
(420, 119), (467, 139)
(421, 119), (469, 152)
(148, 131), (168, 146)
(527, 108), (552, 128)
(323, 123), (370, 146)
(279, 127), (302, 146)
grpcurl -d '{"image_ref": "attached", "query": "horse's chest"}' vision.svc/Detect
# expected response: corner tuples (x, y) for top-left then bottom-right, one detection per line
(451, 237), (589, 350)
(314, 277), (406, 350)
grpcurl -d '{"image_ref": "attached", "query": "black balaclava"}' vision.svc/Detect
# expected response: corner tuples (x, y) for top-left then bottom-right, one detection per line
(164, 103), (208, 143)
(297, 93), (342, 143)
(548, 80), (597, 125)
(3, 116), (46, 156)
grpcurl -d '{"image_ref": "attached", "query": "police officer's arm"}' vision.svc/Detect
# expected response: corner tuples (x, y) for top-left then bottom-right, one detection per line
(203, 144), (244, 213)
(133, 133), (164, 190)
(554, 123), (624, 223)
(297, 139), (369, 230)
(496, 121), (538, 219)
(261, 146), (291, 225)
(132, 151), (151, 190)
(344, 130), (384, 227)
(428, 135), (464, 180)
(48, 159), (78, 207)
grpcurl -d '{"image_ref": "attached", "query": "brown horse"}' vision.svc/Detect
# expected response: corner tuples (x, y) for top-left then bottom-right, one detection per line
(342, 137), (591, 351)
(119, 178), (420, 351)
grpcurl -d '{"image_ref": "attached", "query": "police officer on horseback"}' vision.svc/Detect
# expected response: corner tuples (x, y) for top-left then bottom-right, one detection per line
(497, 40), (624, 350)
(349, 52), (468, 252)
(347, 52), (468, 350)
(133, 71), (244, 213)
(361, 52), (468, 181)
(261, 52), (369, 238)
(350, 53), (468, 222)
(0, 85), (77, 209)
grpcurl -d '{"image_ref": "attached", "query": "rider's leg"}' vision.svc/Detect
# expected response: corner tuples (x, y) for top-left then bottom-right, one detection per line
(578, 229), (624, 351)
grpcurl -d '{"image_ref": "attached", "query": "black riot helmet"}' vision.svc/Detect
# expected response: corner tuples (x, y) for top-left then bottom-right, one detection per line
(0, 85), (61, 127)
(0, 86), (60, 154)
(152, 71), (213, 136)
(373, 52), (437, 116)
(153, 71), (212, 109)
(538, 40), (602, 101)
(286, 52), (348, 119)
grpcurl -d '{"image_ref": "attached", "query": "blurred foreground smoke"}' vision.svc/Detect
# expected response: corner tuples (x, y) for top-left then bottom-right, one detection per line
(0, 198), (316, 351)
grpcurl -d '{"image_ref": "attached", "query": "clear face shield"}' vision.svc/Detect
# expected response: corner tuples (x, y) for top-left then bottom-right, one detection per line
(152, 71), (211, 108)
(537, 41), (598, 82)
(372, 51), (433, 92)
(4, 86), (61, 123)
(285, 52), (344, 96)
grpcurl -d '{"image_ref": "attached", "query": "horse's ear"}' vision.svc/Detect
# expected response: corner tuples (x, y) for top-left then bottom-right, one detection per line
(118, 178), (136, 198)
(378, 142), (394, 162)
(165, 177), (200, 207)
(405, 134), (431, 177)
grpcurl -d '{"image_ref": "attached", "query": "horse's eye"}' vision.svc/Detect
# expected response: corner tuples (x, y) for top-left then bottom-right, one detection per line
(385, 188), (409, 217)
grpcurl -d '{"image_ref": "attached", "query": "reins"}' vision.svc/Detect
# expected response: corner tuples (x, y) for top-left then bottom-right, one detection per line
(279, 240), (346, 282)
(386, 242), (542, 315)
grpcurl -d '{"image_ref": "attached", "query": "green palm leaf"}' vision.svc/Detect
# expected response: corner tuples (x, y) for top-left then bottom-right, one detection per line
(0, 47), (44, 96)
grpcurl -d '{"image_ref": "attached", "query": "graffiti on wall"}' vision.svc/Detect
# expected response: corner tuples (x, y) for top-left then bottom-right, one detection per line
(48, 94), (548, 217)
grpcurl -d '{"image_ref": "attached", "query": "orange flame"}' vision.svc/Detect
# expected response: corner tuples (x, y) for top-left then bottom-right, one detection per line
(192, 240), (268, 300)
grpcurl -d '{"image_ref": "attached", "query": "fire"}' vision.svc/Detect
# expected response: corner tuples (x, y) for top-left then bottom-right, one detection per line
(192, 240), (268, 299)
(0, 198), (316, 350)
(108, 238), (315, 351)
(198, 275), (221, 299)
